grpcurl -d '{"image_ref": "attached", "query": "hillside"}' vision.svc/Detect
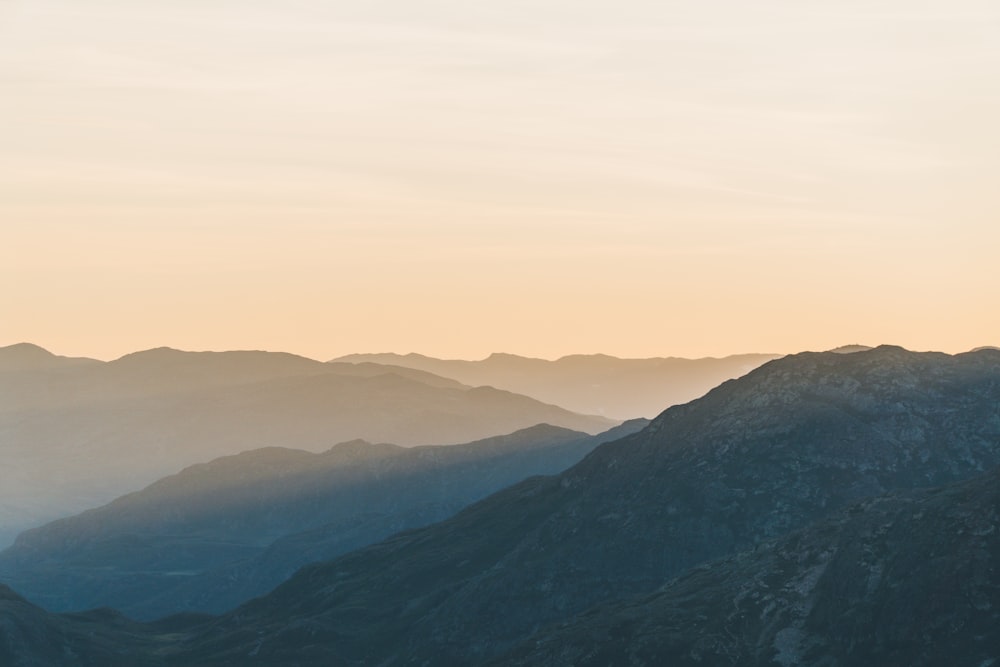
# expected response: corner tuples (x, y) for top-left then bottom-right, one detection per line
(498, 466), (1000, 666)
(0, 346), (612, 546)
(162, 346), (1000, 665)
(0, 421), (645, 619)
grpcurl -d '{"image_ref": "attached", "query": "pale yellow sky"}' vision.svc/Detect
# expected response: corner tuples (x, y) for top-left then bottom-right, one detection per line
(2, 0), (998, 360)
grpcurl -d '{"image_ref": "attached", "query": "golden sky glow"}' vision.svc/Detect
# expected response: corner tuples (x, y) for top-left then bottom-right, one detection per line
(2, 1), (998, 360)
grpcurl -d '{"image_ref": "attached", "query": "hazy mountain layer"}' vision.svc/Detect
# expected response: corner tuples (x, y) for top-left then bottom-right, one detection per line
(497, 466), (1000, 666)
(333, 351), (779, 420)
(0, 343), (100, 373)
(164, 346), (1000, 665)
(1, 347), (998, 665)
(0, 421), (646, 619)
(0, 345), (612, 545)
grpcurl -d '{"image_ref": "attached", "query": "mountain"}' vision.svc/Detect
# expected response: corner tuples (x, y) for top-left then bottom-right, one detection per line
(0, 346), (613, 547)
(497, 465), (1000, 666)
(0, 342), (99, 372)
(332, 351), (779, 420)
(150, 345), (1000, 665)
(6, 467), (1000, 666)
(0, 421), (646, 620)
(1, 346), (999, 665)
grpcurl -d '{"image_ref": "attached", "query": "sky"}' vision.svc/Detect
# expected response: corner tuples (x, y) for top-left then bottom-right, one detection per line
(2, 0), (998, 361)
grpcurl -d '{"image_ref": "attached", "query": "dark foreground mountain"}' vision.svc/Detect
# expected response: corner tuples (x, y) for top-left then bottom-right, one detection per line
(333, 351), (779, 420)
(497, 465), (1000, 666)
(0, 346), (612, 546)
(5, 437), (1000, 666)
(0, 421), (645, 620)
(159, 346), (1000, 665)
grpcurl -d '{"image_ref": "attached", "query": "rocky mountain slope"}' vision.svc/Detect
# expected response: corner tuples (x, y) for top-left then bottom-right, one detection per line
(497, 465), (1000, 666)
(0, 345), (612, 545)
(6, 465), (1000, 666)
(333, 351), (779, 419)
(160, 346), (1000, 665)
(0, 421), (645, 620)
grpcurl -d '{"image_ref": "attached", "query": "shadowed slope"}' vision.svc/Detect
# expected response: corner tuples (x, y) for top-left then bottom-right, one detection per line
(0, 347), (612, 545)
(0, 422), (646, 619)
(498, 466), (1000, 666)
(165, 346), (1000, 665)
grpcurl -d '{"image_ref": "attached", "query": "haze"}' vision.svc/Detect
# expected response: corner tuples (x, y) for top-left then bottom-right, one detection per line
(3, 0), (998, 360)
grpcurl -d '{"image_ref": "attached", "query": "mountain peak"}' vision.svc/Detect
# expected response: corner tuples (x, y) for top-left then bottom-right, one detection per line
(0, 342), (99, 371)
(0, 342), (55, 356)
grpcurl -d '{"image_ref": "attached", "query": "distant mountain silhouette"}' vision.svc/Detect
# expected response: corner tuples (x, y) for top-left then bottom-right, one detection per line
(0, 346), (613, 546)
(0, 421), (646, 619)
(0, 342), (99, 372)
(332, 351), (779, 419)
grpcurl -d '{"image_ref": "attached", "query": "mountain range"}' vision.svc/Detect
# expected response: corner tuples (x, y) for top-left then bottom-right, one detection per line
(333, 351), (780, 419)
(1, 345), (998, 665)
(0, 420), (646, 619)
(161, 346), (1000, 665)
(0, 344), (613, 545)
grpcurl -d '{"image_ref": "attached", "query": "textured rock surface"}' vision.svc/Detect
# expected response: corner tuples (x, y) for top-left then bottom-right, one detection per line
(498, 467), (1000, 666)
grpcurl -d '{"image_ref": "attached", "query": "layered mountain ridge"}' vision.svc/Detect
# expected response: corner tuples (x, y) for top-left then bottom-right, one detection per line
(0, 345), (613, 545)
(162, 345), (1000, 665)
(333, 350), (780, 419)
(0, 421), (647, 619)
(2, 345), (998, 665)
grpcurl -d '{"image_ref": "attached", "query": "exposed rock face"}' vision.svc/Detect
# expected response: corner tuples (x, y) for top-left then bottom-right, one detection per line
(164, 346), (1000, 665)
(0, 421), (646, 620)
(498, 466), (1000, 666)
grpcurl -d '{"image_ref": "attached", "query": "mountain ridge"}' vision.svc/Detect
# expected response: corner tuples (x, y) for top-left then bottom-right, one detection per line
(0, 347), (612, 546)
(332, 350), (781, 419)
(4, 345), (1000, 665)
(0, 421), (647, 619)
(154, 345), (1000, 665)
